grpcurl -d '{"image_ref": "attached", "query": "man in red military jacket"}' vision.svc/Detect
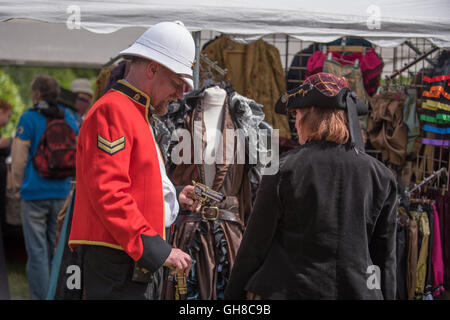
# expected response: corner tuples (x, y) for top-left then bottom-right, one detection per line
(69, 21), (198, 299)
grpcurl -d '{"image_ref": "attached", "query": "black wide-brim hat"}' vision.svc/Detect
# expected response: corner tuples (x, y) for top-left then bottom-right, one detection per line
(275, 72), (368, 151)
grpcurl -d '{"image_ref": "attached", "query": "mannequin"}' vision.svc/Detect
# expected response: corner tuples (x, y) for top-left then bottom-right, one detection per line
(202, 86), (226, 187)
(162, 84), (255, 300)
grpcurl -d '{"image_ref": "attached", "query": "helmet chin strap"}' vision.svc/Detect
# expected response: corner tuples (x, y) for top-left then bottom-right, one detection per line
(346, 91), (365, 153)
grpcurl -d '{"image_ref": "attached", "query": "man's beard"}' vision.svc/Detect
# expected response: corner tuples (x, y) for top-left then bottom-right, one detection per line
(152, 101), (169, 116)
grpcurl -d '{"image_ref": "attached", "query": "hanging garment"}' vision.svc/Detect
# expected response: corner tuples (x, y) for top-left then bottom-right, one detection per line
(415, 209), (430, 299)
(424, 205), (434, 298)
(286, 37), (373, 90)
(201, 36), (291, 139)
(432, 204), (445, 296)
(421, 137), (450, 147)
(421, 51), (450, 143)
(323, 58), (369, 143)
(306, 48), (383, 96)
(323, 58), (368, 104)
(420, 109), (450, 125)
(416, 191), (449, 292)
(406, 211), (419, 300)
(422, 51), (450, 105)
(396, 206), (409, 300)
(419, 108), (450, 146)
(367, 93), (408, 166)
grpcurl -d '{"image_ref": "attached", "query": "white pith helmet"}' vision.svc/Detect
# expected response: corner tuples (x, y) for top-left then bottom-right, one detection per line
(120, 21), (196, 90)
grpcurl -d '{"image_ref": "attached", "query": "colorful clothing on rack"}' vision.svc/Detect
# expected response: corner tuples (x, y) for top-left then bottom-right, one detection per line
(420, 51), (450, 142)
(286, 37), (372, 90)
(420, 113), (450, 125)
(421, 138), (450, 147)
(306, 48), (383, 96)
(413, 189), (449, 293)
(201, 36), (291, 139)
(422, 50), (450, 105)
(422, 100), (450, 112)
(396, 206), (409, 300)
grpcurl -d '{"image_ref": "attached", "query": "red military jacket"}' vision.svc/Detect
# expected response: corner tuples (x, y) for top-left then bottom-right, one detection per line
(69, 80), (172, 272)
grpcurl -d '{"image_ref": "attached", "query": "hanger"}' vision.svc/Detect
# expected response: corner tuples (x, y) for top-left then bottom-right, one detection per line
(405, 167), (448, 198)
(200, 53), (227, 77)
(103, 54), (122, 68)
(199, 53), (233, 91)
(326, 45), (366, 54)
(409, 198), (435, 205)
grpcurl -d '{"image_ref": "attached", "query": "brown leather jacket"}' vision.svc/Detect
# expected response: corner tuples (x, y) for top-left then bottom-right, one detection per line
(163, 94), (253, 299)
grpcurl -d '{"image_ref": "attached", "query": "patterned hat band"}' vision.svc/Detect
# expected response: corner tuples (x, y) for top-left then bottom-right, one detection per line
(275, 84), (367, 116)
(275, 72), (368, 152)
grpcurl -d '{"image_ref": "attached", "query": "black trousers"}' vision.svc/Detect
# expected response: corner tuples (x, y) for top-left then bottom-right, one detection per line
(83, 245), (149, 300)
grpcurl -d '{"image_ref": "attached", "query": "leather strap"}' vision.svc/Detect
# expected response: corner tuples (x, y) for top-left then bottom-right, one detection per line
(179, 208), (243, 225)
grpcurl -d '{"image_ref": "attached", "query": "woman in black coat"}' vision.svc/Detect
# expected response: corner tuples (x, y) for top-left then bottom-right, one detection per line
(224, 73), (397, 300)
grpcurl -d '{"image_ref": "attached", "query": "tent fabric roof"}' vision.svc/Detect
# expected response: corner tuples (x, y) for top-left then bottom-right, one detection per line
(1, 0), (449, 67)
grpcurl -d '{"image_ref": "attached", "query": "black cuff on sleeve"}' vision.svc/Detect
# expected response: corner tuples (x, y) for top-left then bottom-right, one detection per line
(137, 234), (172, 273)
(175, 185), (185, 200)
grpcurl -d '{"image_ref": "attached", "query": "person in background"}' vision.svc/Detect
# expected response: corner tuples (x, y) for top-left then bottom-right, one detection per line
(225, 72), (398, 300)
(11, 75), (79, 299)
(70, 78), (93, 127)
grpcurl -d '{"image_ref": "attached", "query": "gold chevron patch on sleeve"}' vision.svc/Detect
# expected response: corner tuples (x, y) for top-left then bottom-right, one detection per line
(97, 135), (126, 155)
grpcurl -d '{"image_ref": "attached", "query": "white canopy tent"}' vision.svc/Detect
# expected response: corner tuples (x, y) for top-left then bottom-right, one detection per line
(1, 0), (449, 68)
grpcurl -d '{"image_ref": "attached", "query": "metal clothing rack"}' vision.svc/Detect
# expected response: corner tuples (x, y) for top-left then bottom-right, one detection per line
(409, 198), (435, 205)
(386, 45), (439, 81)
(102, 54), (121, 68)
(405, 167), (448, 198)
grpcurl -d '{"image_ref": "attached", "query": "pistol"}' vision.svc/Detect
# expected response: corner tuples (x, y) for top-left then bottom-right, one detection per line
(175, 272), (187, 300)
(191, 180), (225, 206)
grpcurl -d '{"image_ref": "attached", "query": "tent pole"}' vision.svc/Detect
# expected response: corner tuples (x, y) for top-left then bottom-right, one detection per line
(193, 31), (201, 90)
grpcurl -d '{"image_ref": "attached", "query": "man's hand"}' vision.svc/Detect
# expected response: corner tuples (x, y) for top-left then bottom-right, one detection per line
(178, 185), (201, 212)
(163, 248), (193, 276)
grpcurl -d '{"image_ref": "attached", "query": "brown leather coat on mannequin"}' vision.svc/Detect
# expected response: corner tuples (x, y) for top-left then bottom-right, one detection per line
(162, 94), (253, 300)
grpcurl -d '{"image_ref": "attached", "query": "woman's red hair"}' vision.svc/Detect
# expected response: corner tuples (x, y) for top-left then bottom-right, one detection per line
(298, 107), (349, 145)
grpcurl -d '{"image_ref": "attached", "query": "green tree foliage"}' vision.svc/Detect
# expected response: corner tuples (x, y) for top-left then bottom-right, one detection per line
(0, 66), (98, 107)
(0, 66), (99, 136)
(0, 70), (26, 137)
